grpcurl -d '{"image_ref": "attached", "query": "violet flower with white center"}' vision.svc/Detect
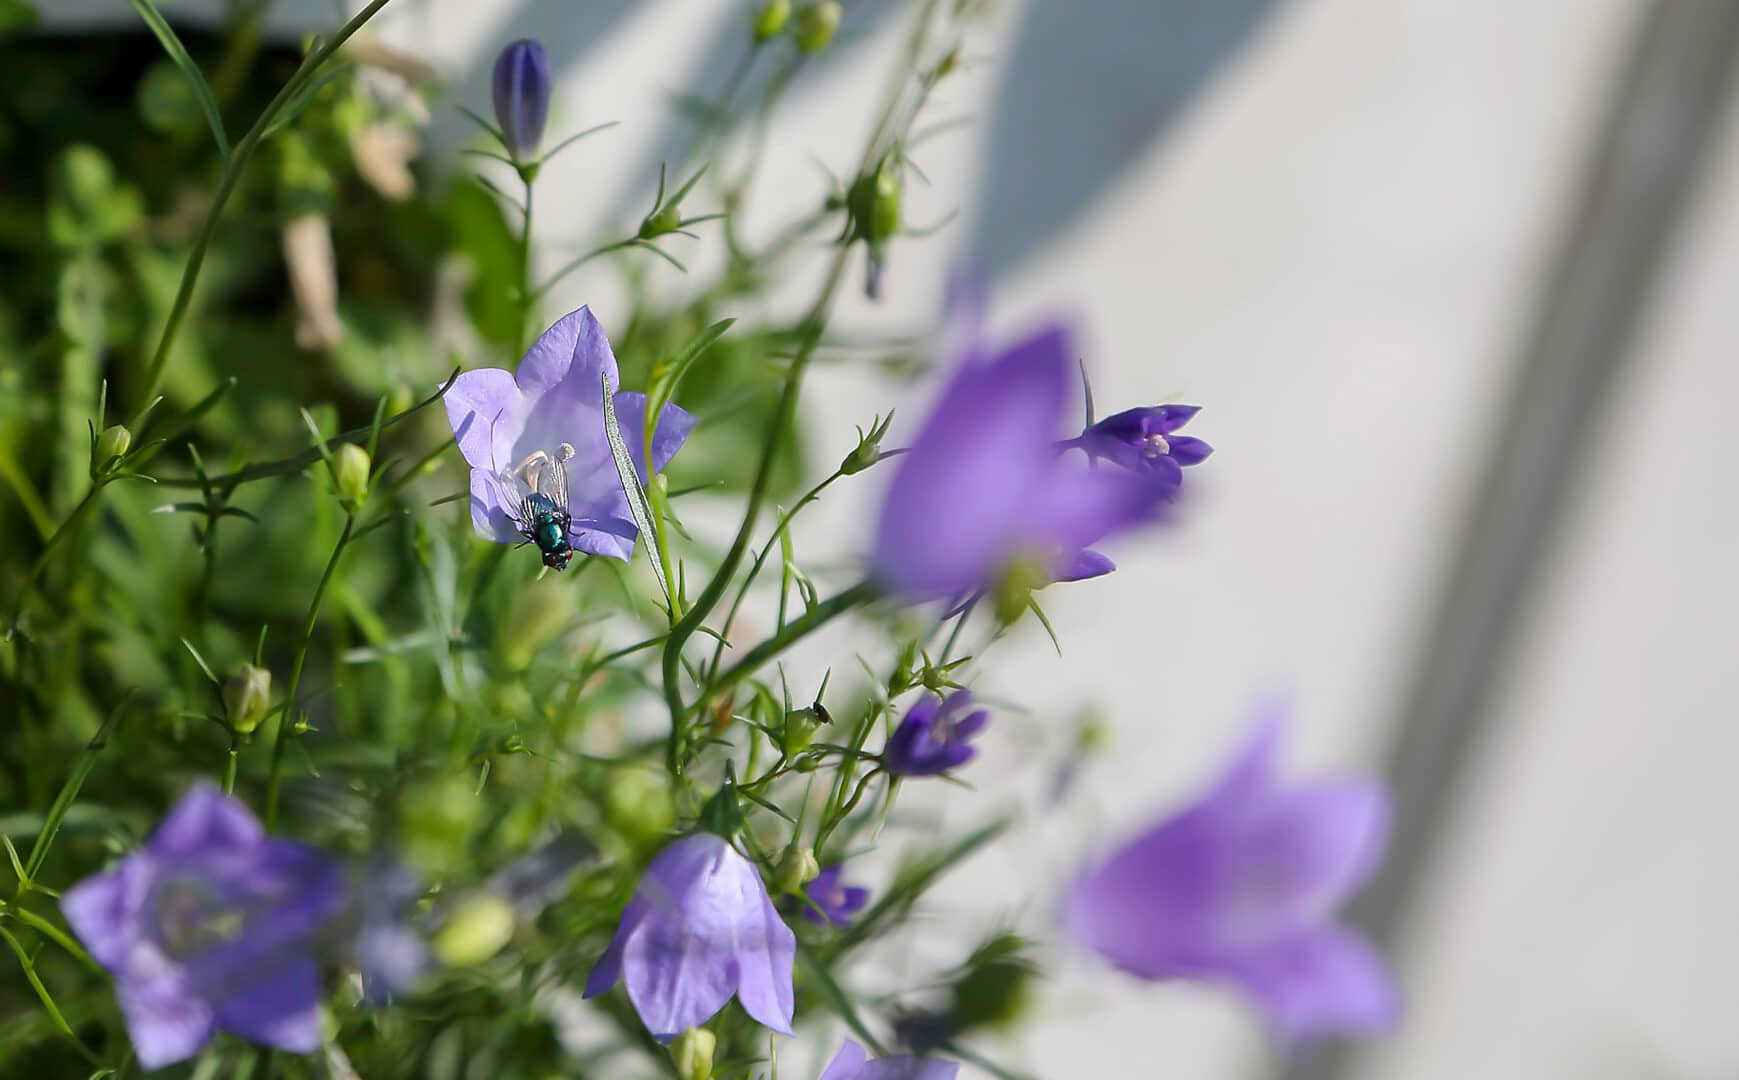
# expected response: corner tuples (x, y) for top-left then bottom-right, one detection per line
(870, 310), (1170, 601)
(491, 39), (551, 164)
(443, 306), (695, 568)
(1072, 404), (1213, 495)
(582, 832), (796, 1039)
(818, 1038), (959, 1080)
(60, 783), (345, 1069)
(1061, 707), (1400, 1042)
(801, 863), (869, 927)
(883, 691), (988, 778)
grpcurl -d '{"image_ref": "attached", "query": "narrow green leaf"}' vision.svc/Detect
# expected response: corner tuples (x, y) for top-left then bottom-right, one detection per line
(645, 319), (733, 451)
(127, 0), (230, 158)
(24, 699), (126, 881)
(796, 944), (887, 1055)
(1, 834), (26, 887)
(181, 638), (219, 684)
(260, 62), (352, 141)
(0, 925), (99, 1065)
(601, 372), (671, 607)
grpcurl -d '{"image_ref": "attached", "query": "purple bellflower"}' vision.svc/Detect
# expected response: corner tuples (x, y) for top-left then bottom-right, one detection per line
(883, 691), (988, 778)
(871, 312), (1169, 600)
(60, 784), (345, 1069)
(492, 39), (552, 164)
(1071, 404), (1213, 496)
(819, 1038), (960, 1080)
(583, 832), (796, 1039)
(1061, 708), (1399, 1042)
(801, 864), (869, 927)
(444, 306), (695, 568)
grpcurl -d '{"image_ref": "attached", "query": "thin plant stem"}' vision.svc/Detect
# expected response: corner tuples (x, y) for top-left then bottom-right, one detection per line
(517, 172), (535, 358)
(706, 582), (876, 703)
(264, 512), (356, 827)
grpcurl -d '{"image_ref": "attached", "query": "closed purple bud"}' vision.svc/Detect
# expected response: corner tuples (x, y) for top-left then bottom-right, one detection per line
(1062, 706), (1400, 1042)
(883, 691), (988, 778)
(492, 39), (551, 164)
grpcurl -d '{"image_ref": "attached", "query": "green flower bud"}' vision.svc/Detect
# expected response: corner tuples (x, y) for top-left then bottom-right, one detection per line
(753, 0), (791, 42)
(670, 1027), (717, 1080)
(638, 204), (684, 240)
(847, 159), (901, 247)
(400, 773), (483, 875)
(772, 845), (820, 895)
(605, 768), (676, 850)
(991, 556), (1049, 627)
(779, 703), (828, 757)
(433, 894), (516, 968)
(795, 1), (841, 53)
(94, 424), (131, 466)
(222, 664), (272, 735)
(841, 412), (895, 476)
(334, 443), (370, 507)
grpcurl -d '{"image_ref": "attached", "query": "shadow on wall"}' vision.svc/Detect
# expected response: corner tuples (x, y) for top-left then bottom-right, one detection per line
(967, 0), (1286, 275)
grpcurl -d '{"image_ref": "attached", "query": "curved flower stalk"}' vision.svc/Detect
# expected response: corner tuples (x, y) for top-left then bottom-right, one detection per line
(870, 312), (1173, 601)
(59, 784), (345, 1069)
(444, 306), (696, 564)
(819, 1038), (959, 1080)
(1062, 707), (1399, 1042)
(584, 832), (796, 1040)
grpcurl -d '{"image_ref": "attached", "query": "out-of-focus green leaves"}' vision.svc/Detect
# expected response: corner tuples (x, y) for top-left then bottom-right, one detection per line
(0, 0), (38, 34)
(136, 59), (203, 138)
(47, 146), (142, 249)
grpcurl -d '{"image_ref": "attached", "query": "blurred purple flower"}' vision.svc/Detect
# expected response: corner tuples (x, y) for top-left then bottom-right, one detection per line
(1070, 404), (1213, 495)
(1061, 708), (1399, 1042)
(802, 864), (869, 927)
(583, 833), (795, 1039)
(871, 312), (1168, 600)
(883, 691), (988, 778)
(347, 861), (429, 1003)
(492, 39), (551, 163)
(443, 306), (695, 563)
(819, 1038), (959, 1080)
(60, 784), (345, 1069)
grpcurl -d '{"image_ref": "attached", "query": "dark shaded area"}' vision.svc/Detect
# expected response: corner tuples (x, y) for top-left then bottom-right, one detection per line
(967, 0), (1285, 276)
(1278, 4), (1739, 1078)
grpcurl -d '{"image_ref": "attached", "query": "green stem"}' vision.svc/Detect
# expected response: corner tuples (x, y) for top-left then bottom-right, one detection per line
(131, 0), (399, 418)
(516, 172), (535, 357)
(264, 512), (355, 828)
(2, 903), (98, 973)
(6, 481), (107, 640)
(706, 582), (875, 702)
(704, 468), (843, 682)
(533, 237), (637, 301)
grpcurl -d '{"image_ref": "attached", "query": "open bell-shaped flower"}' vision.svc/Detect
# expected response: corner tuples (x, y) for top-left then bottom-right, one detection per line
(583, 832), (796, 1039)
(1061, 706), (1400, 1042)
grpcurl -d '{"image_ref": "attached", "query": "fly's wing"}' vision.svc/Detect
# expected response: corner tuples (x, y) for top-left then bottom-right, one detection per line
(498, 450), (570, 529)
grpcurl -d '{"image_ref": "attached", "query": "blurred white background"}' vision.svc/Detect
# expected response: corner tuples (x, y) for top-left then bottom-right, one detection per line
(45, 1), (1739, 1076)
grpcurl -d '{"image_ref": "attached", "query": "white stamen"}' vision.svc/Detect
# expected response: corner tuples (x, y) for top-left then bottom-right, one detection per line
(1142, 433), (1171, 459)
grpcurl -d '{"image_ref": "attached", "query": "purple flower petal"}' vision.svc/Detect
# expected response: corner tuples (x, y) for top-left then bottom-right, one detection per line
(820, 1038), (871, 1080)
(1167, 434), (1214, 467)
(470, 469), (521, 544)
(118, 981), (217, 1070)
(610, 393), (698, 481)
(60, 862), (142, 971)
(821, 1039), (962, 1080)
(1053, 548), (1116, 583)
(147, 781), (263, 858)
(516, 305), (619, 402)
(1227, 927), (1400, 1040)
(444, 368), (522, 471)
(872, 324), (1073, 598)
(732, 883), (797, 1036)
(212, 958), (324, 1054)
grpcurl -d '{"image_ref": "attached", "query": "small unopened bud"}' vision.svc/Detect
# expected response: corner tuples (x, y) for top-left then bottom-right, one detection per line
(605, 768), (675, 850)
(433, 894), (516, 968)
(492, 39), (552, 165)
(95, 424), (131, 468)
(222, 664), (272, 735)
(795, 1), (841, 53)
(780, 704), (827, 756)
(639, 203), (683, 240)
(495, 585), (573, 671)
(753, 0), (791, 41)
(670, 1027), (717, 1080)
(991, 557), (1048, 627)
(334, 443), (370, 507)
(773, 845), (820, 895)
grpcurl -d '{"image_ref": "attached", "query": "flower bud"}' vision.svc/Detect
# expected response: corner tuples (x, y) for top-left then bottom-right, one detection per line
(334, 443), (370, 507)
(670, 1027), (717, 1080)
(991, 557), (1048, 627)
(492, 39), (552, 165)
(605, 768), (675, 850)
(772, 845), (820, 895)
(494, 585), (573, 671)
(432, 894), (516, 968)
(779, 703), (827, 757)
(753, 0), (791, 42)
(94, 424), (131, 466)
(847, 160), (901, 248)
(795, 1), (841, 53)
(222, 664), (272, 735)
(841, 412), (894, 476)
(638, 203), (683, 240)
